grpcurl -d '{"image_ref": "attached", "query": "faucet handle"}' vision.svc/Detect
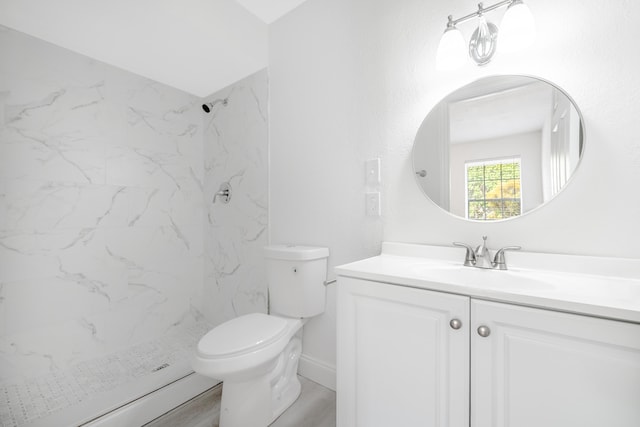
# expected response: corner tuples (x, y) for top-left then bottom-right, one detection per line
(453, 242), (477, 267)
(492, 246), (521, 270)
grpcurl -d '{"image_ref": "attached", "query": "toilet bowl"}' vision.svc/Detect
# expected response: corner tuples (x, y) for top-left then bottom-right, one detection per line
(192, 245), (329, 427)
(192, 313), (305, 427)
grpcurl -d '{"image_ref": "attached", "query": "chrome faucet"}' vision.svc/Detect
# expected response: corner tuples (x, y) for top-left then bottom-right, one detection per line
(474, 236), (493, 269)
(453, 236), (521, 270)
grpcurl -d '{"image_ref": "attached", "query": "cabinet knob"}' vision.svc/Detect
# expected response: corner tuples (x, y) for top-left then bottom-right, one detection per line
(477, 325), (491, 337)
(449, 319), (463, 330)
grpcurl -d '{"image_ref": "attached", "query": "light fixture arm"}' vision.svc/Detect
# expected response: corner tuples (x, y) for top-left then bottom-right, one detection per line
(448, 0), (512, 27)
(436, 0), (534, 68)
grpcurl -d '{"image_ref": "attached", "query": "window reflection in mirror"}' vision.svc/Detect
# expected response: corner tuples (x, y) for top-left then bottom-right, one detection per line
(413, 76), (584, 222)
(465, 158), (521, 220)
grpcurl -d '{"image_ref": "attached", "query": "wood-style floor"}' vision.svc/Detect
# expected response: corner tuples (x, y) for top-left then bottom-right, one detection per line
(144, 376), (336, 427)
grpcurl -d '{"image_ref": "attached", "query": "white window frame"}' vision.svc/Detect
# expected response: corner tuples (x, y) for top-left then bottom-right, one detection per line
(464, 157), (523, 221)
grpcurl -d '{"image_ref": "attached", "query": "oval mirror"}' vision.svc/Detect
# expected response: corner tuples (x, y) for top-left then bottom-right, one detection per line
(413, 75), (584, 221)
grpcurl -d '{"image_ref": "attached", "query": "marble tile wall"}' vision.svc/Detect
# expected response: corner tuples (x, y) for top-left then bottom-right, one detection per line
(0, 25), (269, 425)
(202, 69), (269, 326)
(0, 25), (206, 382)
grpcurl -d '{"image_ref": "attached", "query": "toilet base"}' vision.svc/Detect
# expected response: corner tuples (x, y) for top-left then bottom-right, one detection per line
(218, 337), (303, 427)
(220, 374), (272, 427)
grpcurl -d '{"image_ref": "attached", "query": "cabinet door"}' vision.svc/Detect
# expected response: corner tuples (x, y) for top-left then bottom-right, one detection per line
(472, 299), (640, 427)
(337, 277), (470, 427)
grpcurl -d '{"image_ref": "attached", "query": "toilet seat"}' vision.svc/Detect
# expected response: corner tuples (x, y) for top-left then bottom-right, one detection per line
(197, 313), (288, 359)
(192, 313), (303, 380)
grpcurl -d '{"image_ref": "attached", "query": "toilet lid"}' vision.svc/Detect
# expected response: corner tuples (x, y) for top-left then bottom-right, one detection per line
(198, 313), (289, 358)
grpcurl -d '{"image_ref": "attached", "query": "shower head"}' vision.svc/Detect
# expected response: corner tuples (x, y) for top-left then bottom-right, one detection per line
(202, 98), (228, 113)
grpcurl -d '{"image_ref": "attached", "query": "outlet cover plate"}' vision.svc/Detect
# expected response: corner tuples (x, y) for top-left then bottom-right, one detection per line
(366, 192), (381, 217)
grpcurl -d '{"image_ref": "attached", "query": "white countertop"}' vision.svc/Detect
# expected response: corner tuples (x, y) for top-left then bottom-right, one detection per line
(335, 242), (640, 323)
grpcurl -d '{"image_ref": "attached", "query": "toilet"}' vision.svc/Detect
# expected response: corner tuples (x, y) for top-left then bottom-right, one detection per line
(192, 245), (329, 427)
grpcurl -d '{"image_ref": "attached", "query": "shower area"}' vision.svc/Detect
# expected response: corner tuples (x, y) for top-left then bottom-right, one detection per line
(0, 26), (269, 427)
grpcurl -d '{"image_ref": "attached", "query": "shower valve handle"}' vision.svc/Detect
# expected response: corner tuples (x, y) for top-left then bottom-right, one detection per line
(213, 182), (232, 204)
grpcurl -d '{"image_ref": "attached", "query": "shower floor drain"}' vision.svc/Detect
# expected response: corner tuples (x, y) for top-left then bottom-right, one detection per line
(152, 363), (170, 372)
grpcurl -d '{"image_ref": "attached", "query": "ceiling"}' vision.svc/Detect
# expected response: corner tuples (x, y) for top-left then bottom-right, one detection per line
(235, 0), (309, 24)
(449, 80), (552, 144)
(0, 0), (310, 97)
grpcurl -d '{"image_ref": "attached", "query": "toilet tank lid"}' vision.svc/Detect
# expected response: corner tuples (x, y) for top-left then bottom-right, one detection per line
(264, 245), (329, 261)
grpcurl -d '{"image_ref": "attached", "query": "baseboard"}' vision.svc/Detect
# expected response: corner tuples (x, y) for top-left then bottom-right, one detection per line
(298, 353), (336, 391)
(81, 373), (219, 427)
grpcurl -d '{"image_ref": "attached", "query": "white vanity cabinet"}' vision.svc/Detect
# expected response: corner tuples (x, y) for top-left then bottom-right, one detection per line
(336, 277), (470, 427)
(472, 299), (640, 427)
(337, 277), (640, 427)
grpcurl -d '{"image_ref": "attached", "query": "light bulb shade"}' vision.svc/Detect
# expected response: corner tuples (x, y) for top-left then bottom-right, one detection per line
(436, 26), (467, 70)
(499, 0), (536, 53)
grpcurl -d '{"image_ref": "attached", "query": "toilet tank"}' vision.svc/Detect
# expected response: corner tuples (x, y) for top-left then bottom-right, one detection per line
(264, 245), (329, 318)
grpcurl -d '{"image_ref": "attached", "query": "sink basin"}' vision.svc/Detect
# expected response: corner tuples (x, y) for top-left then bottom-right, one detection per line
(335, 243), (640, 323)
(407, 262), (556, 291)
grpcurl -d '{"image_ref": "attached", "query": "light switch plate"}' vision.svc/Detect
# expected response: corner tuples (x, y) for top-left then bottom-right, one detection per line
(366, 192), (381, 217)
(365, 158), (381, 185)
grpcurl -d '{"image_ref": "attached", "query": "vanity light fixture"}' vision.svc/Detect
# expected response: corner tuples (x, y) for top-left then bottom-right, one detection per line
(436, 0), (536, 70)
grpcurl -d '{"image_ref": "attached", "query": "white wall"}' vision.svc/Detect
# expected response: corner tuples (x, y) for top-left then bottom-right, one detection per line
(269, 0), (640, 386)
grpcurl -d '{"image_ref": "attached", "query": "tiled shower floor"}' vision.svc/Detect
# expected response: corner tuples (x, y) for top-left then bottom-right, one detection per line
(0, 322), (211, 427)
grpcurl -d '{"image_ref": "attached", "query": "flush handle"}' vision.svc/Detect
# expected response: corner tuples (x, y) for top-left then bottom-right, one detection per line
(477, 325), (491, 337)
(449, 319), (463, 330)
